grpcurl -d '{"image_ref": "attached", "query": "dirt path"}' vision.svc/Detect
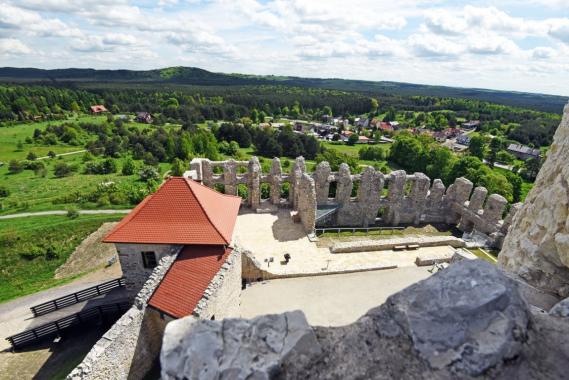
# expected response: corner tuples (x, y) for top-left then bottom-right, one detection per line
(37, 150), (86, 160)
(0, 209), (131, 220)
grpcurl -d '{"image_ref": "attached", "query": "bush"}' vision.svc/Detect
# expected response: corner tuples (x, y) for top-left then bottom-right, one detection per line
(109, 192), (128, 205)
(347, 134), (359, 146)
(97, 195), (110, 207)
(48, 151), (57, 159)
(0, 186), (9, 197)
(8, 160), (24, 174)
(359, 145), (386, 161)
(66, 207), (79, 219)
(54, 162), (76, 177)
(139, 166), (160, 183)
(26, 151), (37, 161)
(121, 158), (136, 176)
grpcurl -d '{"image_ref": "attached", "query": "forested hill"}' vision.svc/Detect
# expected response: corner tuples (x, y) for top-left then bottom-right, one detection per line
(0, 67), (566, 114)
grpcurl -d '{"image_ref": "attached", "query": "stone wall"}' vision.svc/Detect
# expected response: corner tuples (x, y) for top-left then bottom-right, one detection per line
(68, 253), (178, 380)
(499, 102), (569, 298)
(192, 248), (242, 320)
(190, 156), (518, 244)
(115, 243), (182, 294)
(160, 260), (569, 380)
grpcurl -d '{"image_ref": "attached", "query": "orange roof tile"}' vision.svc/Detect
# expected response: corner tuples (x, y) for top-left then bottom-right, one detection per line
(103, 177), (241, 245)
(148, 245), (232, 318)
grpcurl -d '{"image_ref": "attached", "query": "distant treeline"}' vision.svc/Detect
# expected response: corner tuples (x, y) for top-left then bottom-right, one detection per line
(0, 82), (562, 147)
(0, 66), (567, 112)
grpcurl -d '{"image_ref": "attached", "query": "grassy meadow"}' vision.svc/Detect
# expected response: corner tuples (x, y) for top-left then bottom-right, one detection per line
(0, 214), (122, 303)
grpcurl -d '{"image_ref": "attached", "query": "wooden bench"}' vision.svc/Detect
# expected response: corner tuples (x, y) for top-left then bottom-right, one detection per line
(393, 245), (406, 251)
(407, 244), (420, 250)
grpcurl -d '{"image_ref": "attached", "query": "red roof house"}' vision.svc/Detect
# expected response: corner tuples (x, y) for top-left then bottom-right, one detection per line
(90, 105), (108, 113)
(379, 122), (393, 131)
(104, 177), (242, 319)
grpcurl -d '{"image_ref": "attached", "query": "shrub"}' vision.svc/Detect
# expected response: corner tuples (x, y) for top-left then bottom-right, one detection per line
(8, 160), (24, 174)
(97, 195), (110, 207)
(26, 151), (38, 161)
(121, 158), (136, 176)
(54, 162), (76, 177)
(0, 186), (10, 197)
(139, 166), (160, 183)
(48, 150), (57, 158)
(109, 192), (128, 205)
(66, 207), (79, 219)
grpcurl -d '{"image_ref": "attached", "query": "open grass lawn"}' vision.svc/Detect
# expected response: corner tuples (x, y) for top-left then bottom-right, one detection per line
(0, 115), (108, 161)
(0, 214), (122, 303)
(0, 116), (172, 215)
(0, 152), (143, 215)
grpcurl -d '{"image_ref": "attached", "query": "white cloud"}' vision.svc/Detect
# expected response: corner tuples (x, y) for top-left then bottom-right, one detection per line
(408, 33), (463, 58)
(548, 19), (569, 43)
(532, 46), (557, 59)
(102, 33), (138, 46)
(0, 37), (31, 55)
(466, 34), (519, 55)
(424, 10), (467, 35)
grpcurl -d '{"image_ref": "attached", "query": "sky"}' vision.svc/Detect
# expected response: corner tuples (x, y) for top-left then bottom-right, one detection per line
(1, 0), (569, 96)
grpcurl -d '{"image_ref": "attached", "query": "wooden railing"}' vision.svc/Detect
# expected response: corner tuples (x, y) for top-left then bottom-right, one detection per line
(315, 226), (405, 236)
(30, 278), (125, 317)
(7, 302), (130, 350)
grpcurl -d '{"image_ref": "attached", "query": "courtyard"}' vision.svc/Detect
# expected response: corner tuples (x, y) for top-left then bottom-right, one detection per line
(240, 266), (432, 326)
(233, 209), (458, 276)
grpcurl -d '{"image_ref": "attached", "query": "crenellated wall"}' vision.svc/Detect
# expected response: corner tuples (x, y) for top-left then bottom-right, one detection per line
(189, 157), (519, 245)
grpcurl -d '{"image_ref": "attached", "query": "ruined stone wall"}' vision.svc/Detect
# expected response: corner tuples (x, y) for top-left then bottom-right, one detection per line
(192, 249), (242, 320)
(499, 102), (569, 298)
(191, 156), (517, 242)
(116, 243), (182, 294)
(68, 253), (178, 380)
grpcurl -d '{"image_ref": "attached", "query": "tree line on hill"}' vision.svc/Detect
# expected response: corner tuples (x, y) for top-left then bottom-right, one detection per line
(0, 83), (561, 148)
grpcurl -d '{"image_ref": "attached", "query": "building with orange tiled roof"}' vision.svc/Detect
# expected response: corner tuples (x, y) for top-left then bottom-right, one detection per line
(89, 104), (108, 113)
(104, 176), (242, 320)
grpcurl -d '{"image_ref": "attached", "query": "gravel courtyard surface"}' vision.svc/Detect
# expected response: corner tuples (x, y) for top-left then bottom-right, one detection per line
(233, 209), (456, 276)
(240, 266), (432, 326)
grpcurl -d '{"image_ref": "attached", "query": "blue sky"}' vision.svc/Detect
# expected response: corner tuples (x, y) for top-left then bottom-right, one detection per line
(1, 0), (568, 95)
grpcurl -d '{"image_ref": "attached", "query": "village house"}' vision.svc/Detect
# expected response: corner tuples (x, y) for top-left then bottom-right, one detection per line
(89, 105), (108, 114)
(462, 120), (480, 130)
(456, 134), (471, 145)
(135, 112), (153, 124)
(507, 143), (541, 161)
(379, 121), (394, 132)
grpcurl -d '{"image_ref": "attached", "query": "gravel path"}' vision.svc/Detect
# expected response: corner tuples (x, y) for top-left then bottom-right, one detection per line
(0, 209), (131, 220)
(37, 149), (87, 160)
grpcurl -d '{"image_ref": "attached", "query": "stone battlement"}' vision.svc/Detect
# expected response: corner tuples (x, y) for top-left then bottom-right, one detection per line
(189, 157), (520, 247)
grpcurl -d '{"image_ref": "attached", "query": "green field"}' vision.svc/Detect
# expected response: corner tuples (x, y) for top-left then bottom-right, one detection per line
(0, 115), (106, 161)
(0, 116), (170, 215)
(0, 214), (122, 303)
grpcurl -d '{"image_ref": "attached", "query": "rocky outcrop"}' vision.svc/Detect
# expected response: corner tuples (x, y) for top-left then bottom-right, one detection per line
(160, 260), (569, 379)
(161, 310), (321, 380)
(499, 102), (569, 298)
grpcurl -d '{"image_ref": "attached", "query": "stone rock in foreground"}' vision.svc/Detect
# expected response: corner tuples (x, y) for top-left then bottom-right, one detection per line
(499, 102), (569, 297)
(161, 310), (321, 380)
(161, 260), (569, 379)
(549, 297), (569, 317)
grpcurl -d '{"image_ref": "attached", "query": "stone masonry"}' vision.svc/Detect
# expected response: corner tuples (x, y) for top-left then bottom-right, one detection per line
(115, 243), (182, 294)
(499, 101), (569, 298)
(190, 157), (519, 244)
